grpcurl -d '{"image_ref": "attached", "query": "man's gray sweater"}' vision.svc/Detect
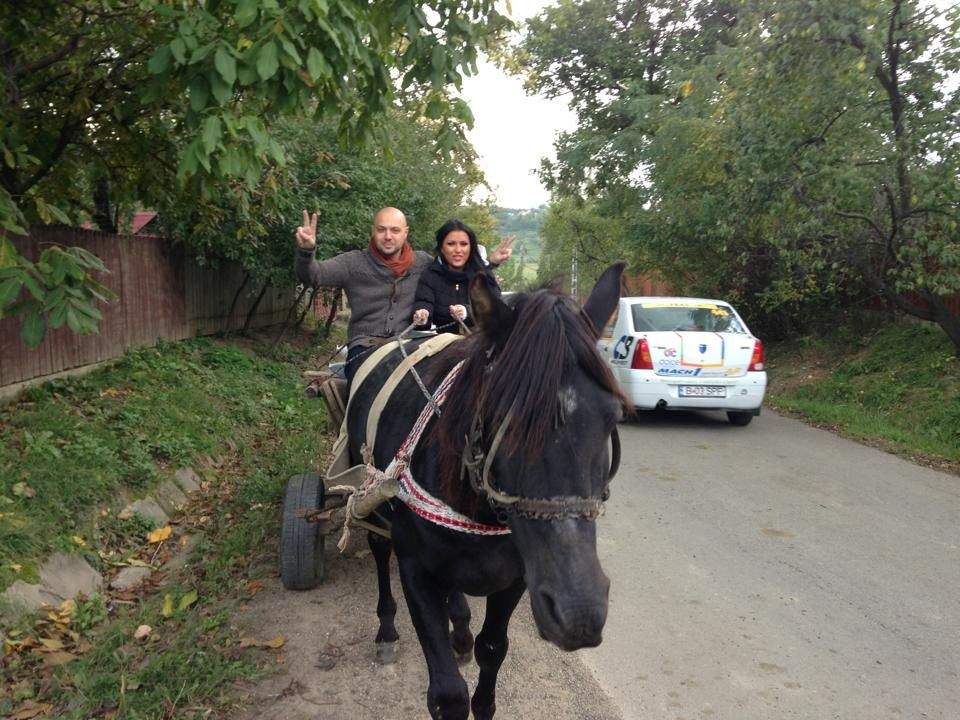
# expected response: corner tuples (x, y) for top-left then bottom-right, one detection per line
(295, 247), (432, 347)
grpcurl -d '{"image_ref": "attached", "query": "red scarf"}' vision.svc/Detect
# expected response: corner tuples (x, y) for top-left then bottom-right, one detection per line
(368, 239), (415, 278)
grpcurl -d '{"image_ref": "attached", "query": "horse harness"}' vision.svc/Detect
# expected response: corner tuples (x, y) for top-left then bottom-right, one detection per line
(461, 401), (621, 523)
(338, 333), (621, 536)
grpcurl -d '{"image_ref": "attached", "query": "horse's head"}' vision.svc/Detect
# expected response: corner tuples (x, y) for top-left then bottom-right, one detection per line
(464, 264), (625, 651)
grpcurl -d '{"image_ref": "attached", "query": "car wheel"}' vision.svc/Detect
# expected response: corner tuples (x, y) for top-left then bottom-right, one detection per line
(727, 411), (754, 426)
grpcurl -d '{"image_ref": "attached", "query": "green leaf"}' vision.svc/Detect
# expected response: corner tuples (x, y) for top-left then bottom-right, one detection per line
(170, 38), (187, 65)
(235, 0), (258, 28)
(214, 47), (237, 85)
(237, 64), (258, 85)
(189, 75), (210, 112)
(21, 306), (46, 347)
(0, 276), (22, 308)
(280, 37), (301, 65)
(66, 307), (81, 333)
(256, 42), (279, 81)
(147, 45), (172, 75)
(201, 116), (222, 154)
(306, 47), (330, 81)
(189, 43), (215, 65)
(0, 236), (17, 269)
(178, 589), (198, 611)
(48, 301), (67, 329)
(209, 72), (233, 104)
(21, 271), (44, 302)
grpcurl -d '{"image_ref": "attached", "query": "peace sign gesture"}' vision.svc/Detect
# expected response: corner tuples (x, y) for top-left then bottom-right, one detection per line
(488, 234), (515, 265)
(296, 209), (319, 250)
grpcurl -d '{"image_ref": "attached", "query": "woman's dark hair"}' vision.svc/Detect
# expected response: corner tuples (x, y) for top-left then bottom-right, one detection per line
(434, 219), (483, 271)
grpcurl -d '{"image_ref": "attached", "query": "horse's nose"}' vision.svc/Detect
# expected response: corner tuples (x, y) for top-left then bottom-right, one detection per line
(536, 581), (609, 650)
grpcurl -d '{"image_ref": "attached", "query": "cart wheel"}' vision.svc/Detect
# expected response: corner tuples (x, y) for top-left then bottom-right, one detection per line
(280, 473), (325, 590)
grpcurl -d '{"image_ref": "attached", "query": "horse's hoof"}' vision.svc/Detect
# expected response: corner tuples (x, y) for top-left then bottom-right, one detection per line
(376, 640), (398, 664)
(454, 648), (473, 666)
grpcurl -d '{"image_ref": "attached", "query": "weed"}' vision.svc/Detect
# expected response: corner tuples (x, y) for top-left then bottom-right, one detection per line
(768, 321), (960, 463)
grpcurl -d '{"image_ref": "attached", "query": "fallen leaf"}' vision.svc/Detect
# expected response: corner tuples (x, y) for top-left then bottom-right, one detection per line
(239, 636), (286, 649)
(12, 481), (36, 498)
(8, 701), (54, 720)
(147, 525), (172, 543)
(71, 535), (87, 547)
(134, 624), (152, 640)
(246, 580), (264, 595)
(161, 593), (174, 618)
(9, 562), (22, 572)
(126, 678), (141, 691)
(38, 637), (64, 651)
(126, 558), (152, 567)
(42, 650), (77, 666)
(177, 589), (198, 611)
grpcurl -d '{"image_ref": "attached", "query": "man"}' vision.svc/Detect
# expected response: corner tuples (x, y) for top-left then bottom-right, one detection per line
(295, 207), (512, 380)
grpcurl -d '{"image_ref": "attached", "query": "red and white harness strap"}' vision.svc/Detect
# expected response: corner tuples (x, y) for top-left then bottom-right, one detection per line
(372, 360), (511, 536)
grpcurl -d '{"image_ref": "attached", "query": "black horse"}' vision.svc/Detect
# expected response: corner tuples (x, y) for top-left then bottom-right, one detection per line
(346, 263), (625, 720)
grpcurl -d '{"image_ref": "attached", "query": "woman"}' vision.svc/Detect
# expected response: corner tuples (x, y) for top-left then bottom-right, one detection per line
(412, 219), (503, 330)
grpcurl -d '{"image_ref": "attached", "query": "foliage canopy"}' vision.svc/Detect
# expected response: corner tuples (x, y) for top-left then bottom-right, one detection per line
(515, 0), (960, 350)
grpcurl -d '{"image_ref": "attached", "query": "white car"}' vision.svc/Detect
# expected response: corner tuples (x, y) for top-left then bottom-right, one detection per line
(598, 297), (767, 426)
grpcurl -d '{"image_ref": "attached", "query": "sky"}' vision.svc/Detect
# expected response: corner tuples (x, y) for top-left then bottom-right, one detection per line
(460, 0), (576, 210)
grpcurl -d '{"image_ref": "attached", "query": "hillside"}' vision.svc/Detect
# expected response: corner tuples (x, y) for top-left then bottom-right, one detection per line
(494, 206), (545, 262)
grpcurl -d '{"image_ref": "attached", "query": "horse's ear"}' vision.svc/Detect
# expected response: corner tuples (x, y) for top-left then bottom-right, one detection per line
(582, 262), (625, 335)
(469, 275), (514, 345)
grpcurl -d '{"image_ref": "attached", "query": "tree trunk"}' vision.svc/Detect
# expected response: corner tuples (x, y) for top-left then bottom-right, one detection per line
(321, 289), (341, 338)
(242, 282), (270, 335)
(92, 175), (116, 233)
(226, 272), (251, 331)
(296, 287), (319, 328)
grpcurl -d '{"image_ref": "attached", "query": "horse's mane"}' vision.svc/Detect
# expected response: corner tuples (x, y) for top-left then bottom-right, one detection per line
(430, 288), (625, 515)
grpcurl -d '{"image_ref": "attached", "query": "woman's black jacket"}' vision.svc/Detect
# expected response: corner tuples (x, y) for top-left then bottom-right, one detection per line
(412, 259), (502, 329)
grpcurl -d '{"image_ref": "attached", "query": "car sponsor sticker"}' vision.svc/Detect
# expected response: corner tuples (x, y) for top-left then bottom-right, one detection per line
(613, 334), (633, 360)
(656, 367), (701, 376)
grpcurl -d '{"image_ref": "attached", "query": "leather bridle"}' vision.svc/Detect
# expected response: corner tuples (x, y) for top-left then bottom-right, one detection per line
(461, 404), (621, 522)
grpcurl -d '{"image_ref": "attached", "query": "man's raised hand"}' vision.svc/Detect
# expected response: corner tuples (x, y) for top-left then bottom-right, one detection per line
(488, 235), (515, 265)
(296, 210), (318, 250)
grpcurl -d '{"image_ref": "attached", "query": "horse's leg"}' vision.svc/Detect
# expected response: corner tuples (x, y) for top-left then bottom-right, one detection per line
(368, 531), (399, 664)
(447, 591), (474, 665)
(470, 579), (526, 720)
(397, 557), (469, 720)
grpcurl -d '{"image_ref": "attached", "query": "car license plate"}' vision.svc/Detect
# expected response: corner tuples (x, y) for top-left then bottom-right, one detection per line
(678, 385), (726, 398)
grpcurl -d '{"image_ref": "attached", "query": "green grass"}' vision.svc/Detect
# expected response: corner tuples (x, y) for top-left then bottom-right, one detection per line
(766, 321), (960, 464)
(0, 328), (340, 718)
(0, 335), (337, 591)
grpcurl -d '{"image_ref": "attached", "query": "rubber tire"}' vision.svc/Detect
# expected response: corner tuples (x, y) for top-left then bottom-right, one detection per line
(727, 411), (754, 426)
(280, 473), (325, 590)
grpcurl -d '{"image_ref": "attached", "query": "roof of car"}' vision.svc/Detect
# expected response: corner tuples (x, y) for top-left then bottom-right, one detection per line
(621, 296), (733, 306)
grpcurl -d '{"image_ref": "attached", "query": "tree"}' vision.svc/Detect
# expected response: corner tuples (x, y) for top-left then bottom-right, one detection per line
(0, 0), (510, 344)
(515, 0), (960, 351)
(159, 107), (486, 303)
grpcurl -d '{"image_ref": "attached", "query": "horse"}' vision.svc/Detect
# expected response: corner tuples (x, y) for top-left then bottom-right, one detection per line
(345, 263), (626, 720)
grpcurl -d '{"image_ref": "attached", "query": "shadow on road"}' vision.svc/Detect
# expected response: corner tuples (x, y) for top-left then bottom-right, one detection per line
(623, 408), (742, 428)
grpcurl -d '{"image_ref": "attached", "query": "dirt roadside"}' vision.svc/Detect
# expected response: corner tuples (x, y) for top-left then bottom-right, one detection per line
(233, 545), (623, 720)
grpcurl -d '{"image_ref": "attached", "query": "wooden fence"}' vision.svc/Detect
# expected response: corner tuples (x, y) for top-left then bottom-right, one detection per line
(1, 228), (294, 389)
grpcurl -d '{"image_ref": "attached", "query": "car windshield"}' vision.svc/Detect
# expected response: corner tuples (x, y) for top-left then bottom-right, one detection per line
(630, 301), (747, 334)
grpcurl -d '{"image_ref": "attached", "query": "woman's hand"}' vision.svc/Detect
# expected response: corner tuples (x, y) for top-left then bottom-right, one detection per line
(296, 209), (318, 250)
(488, 235), (515, 265)
(413, 309), (430, 326)
(449, 305), (467, 322)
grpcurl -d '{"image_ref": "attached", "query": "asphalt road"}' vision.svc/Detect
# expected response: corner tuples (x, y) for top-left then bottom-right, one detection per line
(581, 408), (960, 720)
